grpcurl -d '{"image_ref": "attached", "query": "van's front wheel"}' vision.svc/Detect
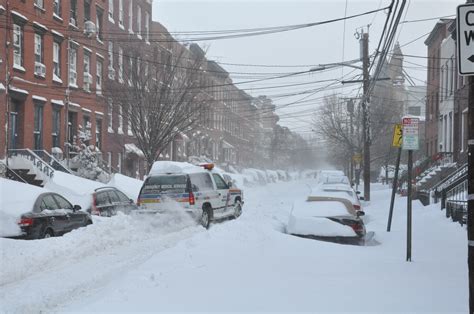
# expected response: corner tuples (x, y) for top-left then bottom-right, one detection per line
(201, 206), (211, 229)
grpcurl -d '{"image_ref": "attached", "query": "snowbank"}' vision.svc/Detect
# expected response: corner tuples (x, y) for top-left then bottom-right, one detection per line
(108, 173), (143, 201)
(0, 178), (46, 237)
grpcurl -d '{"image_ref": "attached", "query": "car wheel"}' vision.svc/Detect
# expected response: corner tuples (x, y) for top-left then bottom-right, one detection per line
(233, 200), (242, 219)
(42, 228), (54, 239)
(86, 220), (93, 226)
(201, 206), (211, 229)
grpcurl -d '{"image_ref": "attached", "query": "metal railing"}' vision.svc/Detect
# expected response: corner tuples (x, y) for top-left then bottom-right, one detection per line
(432, 163), (468, 195)
(32, 150), (72, 174)
(445, 178), (468, 225)
(0, 160), (28, 184)
(8, 149), (55, 179)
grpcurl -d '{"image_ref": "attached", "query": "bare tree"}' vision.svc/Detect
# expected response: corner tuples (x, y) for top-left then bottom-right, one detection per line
(105, 41), (208, 170)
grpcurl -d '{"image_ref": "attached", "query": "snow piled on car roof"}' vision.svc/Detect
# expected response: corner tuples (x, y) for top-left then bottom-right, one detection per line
(0, 178), (46, 237)
(291, 199), (351, 218)
(149, 161), (206, 176)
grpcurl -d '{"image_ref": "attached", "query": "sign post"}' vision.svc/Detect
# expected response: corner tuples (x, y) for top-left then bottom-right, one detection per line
(457, 3), (474, 312)
(402, 117), (419, 262)
(387, 124), (402, 232)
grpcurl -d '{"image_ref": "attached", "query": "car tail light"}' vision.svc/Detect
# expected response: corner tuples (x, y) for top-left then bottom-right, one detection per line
(353, 204), (361, 211)
(18, 218), (33, 227)
(189, 191), (195, 205)
(350, 222), (364, 234)
(91, 194), (100, 216)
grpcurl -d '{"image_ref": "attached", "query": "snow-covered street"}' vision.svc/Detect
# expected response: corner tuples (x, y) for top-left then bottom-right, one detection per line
(0, 180), (468, 313)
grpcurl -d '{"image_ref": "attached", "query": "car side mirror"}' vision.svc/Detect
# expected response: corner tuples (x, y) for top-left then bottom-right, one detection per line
(73, 205), (82, 211)
(356, 191), (361, 195)
(359, 196), (365, 201)
(356, 211), (365, 217)
(227, 181), (233, 188)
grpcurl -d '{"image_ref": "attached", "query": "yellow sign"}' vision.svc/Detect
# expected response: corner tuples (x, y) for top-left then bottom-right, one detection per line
(392, 124), (403, 147)
(353, 153), (362, 163)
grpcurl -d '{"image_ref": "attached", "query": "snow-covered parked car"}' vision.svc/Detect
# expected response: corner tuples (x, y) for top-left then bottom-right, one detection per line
(137, 161), (243, 229)
(0, 178), (93, 240)
(88, 186), (138, 217)
(312, 184), (363, 212)
(287, 196), (366, 245)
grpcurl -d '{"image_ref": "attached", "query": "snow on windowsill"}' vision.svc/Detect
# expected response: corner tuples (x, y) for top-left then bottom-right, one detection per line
(107, 127), (115, 134)
(119, 23), (125, 30)
(33, 21), (48, 31)
(51, 29), (64, 38)
(52, 13), (63, 22)
(32, 95), (47, 102)
(118, 129), (124, 135)
(53, 76), (63, 84)
(108, 16), (115, 24)
(13, 64), (26, 73)
(11, 10), (28, 21)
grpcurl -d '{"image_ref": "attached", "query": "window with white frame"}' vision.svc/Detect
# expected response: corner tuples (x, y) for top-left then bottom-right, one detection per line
(118, 105), (124, 134)
(96, 59), (103, 94)
(128, 0), (133, 33)
(137, 5), (142, 37)
(128, 56), (133, 86)
(69, 46), (78, 86)
(117, 153), (122, 173)
(34, 33), (45, 77)
(118, 0), (124, 26)
(83, 53), (92, 92)
(118, 47), (123, 82)
(34, 0), (44, 9)
(127, 105), (133, 136)
(13, 24), (23, 68)
(53, 42), (61, 80)
(108, 99), (114, 132)
(53, 0), (62, 17)
(96, 8), (103, 41)
(108, 0), (114, 21)
(145, 11), (149, 42)
(108, 41), (114, 79)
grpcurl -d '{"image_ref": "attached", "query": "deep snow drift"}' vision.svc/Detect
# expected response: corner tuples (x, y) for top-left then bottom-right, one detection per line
(0, 180), (468, 312)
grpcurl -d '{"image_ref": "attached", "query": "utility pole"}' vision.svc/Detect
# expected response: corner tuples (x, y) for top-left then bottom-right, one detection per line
(361, 32), (371, 201)
(4, 1), (10, 166)
(347, 98), (354, 184)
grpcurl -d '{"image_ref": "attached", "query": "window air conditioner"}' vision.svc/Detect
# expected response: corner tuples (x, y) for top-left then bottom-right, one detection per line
(84, 21), (96, 37)
(34, 62), (46, 77)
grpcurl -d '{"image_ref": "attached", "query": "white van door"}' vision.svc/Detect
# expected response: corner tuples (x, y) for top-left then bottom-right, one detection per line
(212, 173), (231, 217)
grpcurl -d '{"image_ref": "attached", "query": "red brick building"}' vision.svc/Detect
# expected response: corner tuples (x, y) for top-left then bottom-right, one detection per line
(0, 0), (108, 164)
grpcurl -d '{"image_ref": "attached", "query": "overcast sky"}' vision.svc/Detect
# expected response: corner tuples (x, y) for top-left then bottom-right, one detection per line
(153, 1), (463, 135)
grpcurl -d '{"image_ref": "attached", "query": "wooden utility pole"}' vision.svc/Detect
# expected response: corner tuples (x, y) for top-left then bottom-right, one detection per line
(361, 32), (371, 201)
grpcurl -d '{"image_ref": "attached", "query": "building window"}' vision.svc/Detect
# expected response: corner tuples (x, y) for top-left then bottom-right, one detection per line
(69, 46), (78, 86)
(117, 153), (122, 173)
(108, 0), (114, 22)
(96, 118), (102, 149)
(52, 108), (61, 148)
(408, 106), (421, 116)
(34, 0), (44, 9)
(13, 24), (23, 68)
(118, 105), (124, 134)
(145, 11), (150, 42)
(53, 42), (61, 81)
(107, 99), (114, 132)
(70, 0), (78, 26)
(137, 5), (142, 37)
(82, 115), (91, 145)
(128, 0), (133, 33)
(127, 105), (133, 136)
(96, 8), (103, 41)
(107, 152), (112, 171)
(84, 0), (91, 21)
(53, 0), (62, 17)
(34, 104), (44, 150)
(34, 34), (45, 77)
(128, 56), (133, 86)
(83, 53), (92, 92)
(118, 0), (124, 26)
(96, 59), (103, 94)
(108, 41), (114, 73)
(118, 47), (123, 83)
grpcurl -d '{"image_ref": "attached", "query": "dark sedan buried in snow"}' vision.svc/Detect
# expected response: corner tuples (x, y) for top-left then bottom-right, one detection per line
(1, 178), (92, 240)
(287, 196), (367, 245)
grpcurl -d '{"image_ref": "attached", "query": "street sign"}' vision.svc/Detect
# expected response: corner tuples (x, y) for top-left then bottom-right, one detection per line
(392, 124), (403, 147)
(402, 118), (419, 150)
(352, 153), (362, 163)
(457, 4), (474, 75)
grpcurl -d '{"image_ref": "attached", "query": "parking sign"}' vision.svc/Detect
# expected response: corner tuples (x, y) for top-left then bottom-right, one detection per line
(402, 118), (419, 150)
